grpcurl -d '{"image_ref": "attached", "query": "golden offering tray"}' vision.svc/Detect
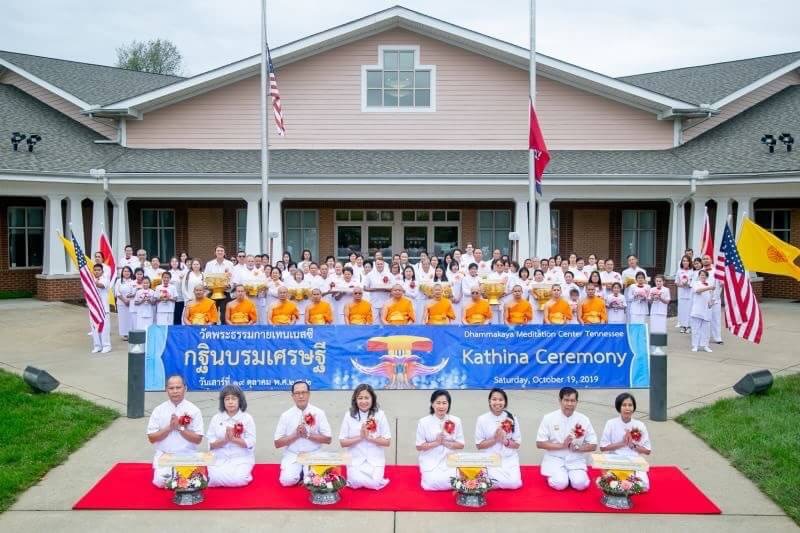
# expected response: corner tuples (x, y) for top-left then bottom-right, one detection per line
(151, 276), (162, 288)
(479, 280), (505, 305)
(205, 273), (230, 300)
(530, 283), (552, 310)
(244, 283), (267, 297)
(289, 287), (311, 301)
(420, 282), (454, 299)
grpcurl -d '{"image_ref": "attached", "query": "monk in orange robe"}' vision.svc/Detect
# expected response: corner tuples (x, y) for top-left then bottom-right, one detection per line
(544, 285), (572, 325)
(269, 286), (300, 325)
(345, 287), (373, 325)
(183, 285), (220, 325)
(424, 284), (456, 325)
(306, 288), (334, 325)
(226, 284), (258, 325)
(579, 283), (608, 324)
(381, 284), (415, 325)
(463, 288), (491, 325)
(504, 285), (533, 325)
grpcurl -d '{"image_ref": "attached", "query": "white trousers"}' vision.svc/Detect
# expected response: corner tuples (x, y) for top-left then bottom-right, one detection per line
(91, 313), (111, 351)
(488, 463), (522, 489)
(117, 305), (131, 337)
(136, 314), (154, 331)
(630, 313), (648, 325)
(545, 466), (590, 491)
(156, 312), (172, 326)
(691, 317), (710, 348)
(650, 314), (667, 334)
(420, 464), (457, 491)
(677, 298), (691, 328)
(347, 461), (389, 490)
(279, 456), (309, 487)
(208, 458), (254, 487)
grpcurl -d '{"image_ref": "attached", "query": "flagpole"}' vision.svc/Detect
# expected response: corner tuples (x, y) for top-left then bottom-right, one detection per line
(527, 0), (537, 258)
(259, 0), (271, 256)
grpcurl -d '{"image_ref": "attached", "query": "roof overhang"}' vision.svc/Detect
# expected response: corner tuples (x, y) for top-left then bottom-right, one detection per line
(0, 56), (92, 110)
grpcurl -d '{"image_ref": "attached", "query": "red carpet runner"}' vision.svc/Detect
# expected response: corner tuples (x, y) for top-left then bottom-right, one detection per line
(74, 463), (720, 514)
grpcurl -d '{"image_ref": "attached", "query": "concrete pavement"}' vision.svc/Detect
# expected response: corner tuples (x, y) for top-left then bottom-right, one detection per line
(0, 298), (798, 532)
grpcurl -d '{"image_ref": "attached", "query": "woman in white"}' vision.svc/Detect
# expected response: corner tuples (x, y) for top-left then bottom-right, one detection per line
(606, 282), (627, 324)
(529, 269), (547, 325)
(648, 275), (671, 334)
(207, 384), (256, 487)
(416, 256), (435, 284)
(416, 389), (465, 491)
(339, 384), (391, 490)
(600, 392), (651, 491)
(154, 271), (177, 326)
(332, 267), (359, 324)
(133, 277), (156, 330)
(114, 266), (135, 340)
(487, 259), (509, 324)
(690, 269), (715, 352)
(475, 388), (522, 489)
(183, 259), (205, 302)
(600, 260), (622, 298)
(128, 268), (145, 332)
(168, 257), (186, 325)
(266, 267), (284, 316)
(629, 272), (650, 324)
(286, 269), (311, 324)
(448, 261), (464, 325)
(402, 266), (424, 325)
(676, 255), (694, 334)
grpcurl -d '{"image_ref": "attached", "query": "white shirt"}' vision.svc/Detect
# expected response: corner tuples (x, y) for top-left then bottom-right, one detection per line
(168, 268), (186, 302)
(690, 281), (713, 320)
(274, 403), (332, 456)
(154, 283), (177, 313)
(649, 286), (670, 316)
(536, 409), (597, 468)
(415, 414), (465, 472)
(205, 258), (234, 275)
(629, 284), (651, 315)
(118, 255), (139, 272)
(474, 411), (522, 459)
(365, 267), (393, 307)
(93, 274), (110, 312)
(338, 409), (391, 468)
(600, 416), (651, 458)
(206, 410), (256, 462)
(147, 399), (204, 456)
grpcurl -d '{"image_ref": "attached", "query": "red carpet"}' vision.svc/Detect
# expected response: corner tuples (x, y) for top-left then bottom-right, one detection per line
(74, 463), (720, 514)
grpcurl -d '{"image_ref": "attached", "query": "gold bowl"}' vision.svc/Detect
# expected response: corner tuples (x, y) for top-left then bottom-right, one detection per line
(530, 283), (553, 310)
(420, 282), (453, 299)
(205, 273), (229, 300)
(479, 281), (505, 305)
(244, 283), (266, 297)
(289, 287), (311, 301)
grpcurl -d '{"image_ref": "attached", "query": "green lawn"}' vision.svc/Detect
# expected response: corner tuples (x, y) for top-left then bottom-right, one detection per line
(0, 369), (118, 512)
(677, 373), (800, 525)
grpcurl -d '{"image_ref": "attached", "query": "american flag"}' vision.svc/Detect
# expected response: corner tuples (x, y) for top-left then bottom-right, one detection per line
(714, 224), (763, 343)
(268, 49), (286, 136)
(73, 232), (106, 333)
(700, 206), (713, 259)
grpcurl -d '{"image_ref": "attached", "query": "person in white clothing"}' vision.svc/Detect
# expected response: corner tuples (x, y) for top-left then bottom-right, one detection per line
(117, 244), (138, 274)
(183, 259), (205, 303)
(605, 282), (627, 324)
(205, 245), (234, 317)
(364, 258), (393, 323)
(114, 266), (135, 340)
(600, 393), (651, 491)
(416, 389), (465, 491)
(475, 388), (522, 489)
(273, 381), (332, 487)
(676, 256), (694, 333)
(339, 384), (391, 490)
(600, 260), (622, 298)
(621, 255), (647, 320)
(629, 272), (650, 324)
(90, 264), (112, 353)
(147, 375), (204, 488)
(168, 257), (186, 325)
(154, 271), (177, 326)
(207, 385), (256, 487)
(690, 270), (715, 352)
(702, 255), (724, 344)
(536, 387), (598, 491)
(648, 275), (671, 334)
(133, 277), (156, 330)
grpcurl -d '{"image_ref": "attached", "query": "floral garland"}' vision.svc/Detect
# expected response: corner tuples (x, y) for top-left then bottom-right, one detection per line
(595, 471), (645, 497)
(304, 466), (347, 494)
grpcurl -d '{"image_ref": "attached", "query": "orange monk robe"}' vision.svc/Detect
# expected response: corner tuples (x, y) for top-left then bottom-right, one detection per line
(346, 300), (374, 325)
(306, 300), (334, 325)
(227, 298), (257, 325)
(464, 299), (491, 325)
(544, 299), (572, 325)
(384, 297), (415, 325)
(186, 297), (219, 325)
(579, 296), (608, 324)
(426, 298), (455, 325)
(505, 298), (533, 325)
(269, 300), (300, 325)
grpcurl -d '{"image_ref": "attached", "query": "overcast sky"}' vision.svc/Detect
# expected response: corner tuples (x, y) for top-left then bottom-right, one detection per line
(1, 0), (798, 77)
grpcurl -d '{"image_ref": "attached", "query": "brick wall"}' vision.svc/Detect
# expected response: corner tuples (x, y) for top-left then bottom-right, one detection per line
(318, 208), (335, 259)
(35, 274), (82, 301)
(0, 197), (45, 293)
(572, 209), (610, 259)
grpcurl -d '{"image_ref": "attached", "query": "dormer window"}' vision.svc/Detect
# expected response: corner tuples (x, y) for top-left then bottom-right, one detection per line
(362, 46), (436, 111)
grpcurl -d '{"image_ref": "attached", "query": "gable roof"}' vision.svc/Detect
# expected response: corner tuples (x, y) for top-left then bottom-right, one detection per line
(0, 50), (183, 108)
(619, 51), (800, 106)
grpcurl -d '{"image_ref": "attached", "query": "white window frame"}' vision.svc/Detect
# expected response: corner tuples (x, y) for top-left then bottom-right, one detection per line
(361, 45), (437, 113)
(477, 209), (512, 257)
(621, 209), (657, 269)
(8, 206), (44, 269)
(284, 209), (319, 262)
(140, 208), (176, 261)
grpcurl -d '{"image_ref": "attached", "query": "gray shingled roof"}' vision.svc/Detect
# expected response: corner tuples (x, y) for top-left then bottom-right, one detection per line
(619, 51), (800, 105)
(0, 84), (121, 173)
(0, 50), (183, 106)
(675, 85), (800, 174)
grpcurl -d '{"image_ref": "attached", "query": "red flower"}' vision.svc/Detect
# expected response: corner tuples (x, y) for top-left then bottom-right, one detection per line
(630, 427), (642, 443)
(501, 419), (514, 434)
(410, 281), (416, 288)
(178, 414), (192, 427)
(383, 276), (389, 284)
(365, 418), (377, 433)
(177, 477), (189, 489)
(304, 412), (316, 427)
(443, 419), (456, 435)
(573, 423), (585, 438)
(233, 422), (244, 438)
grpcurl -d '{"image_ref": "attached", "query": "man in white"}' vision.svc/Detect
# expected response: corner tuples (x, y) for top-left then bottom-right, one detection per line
(600, 259), (622, 297)
(135, 248), (148, 272)
(117, 245), (138, 274)
(205, 245), (235, 316)
(306, 262), (328, 293)
(90, 264), (112, 353)
(232, 251), (248, 278)
(536, 387), (598, 491)
(702, 254), (724, 344)
(460, 243), (476, 269)
(364, 258), (392, 323)
(144, 257), (165, 282)
(274, 381), (332, 487)
(147, 375), (204, 488)
(621, 254), (647, 319)
(472, 248), (491, 276)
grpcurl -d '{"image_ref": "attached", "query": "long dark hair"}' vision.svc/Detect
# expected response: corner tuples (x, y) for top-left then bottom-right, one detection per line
(588, 270), (602, 286)
(350, 383), (378, 419)
(488, 387), (514, 421)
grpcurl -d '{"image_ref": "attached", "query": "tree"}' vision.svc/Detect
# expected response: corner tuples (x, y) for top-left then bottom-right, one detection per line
(115, 38), (183, 75)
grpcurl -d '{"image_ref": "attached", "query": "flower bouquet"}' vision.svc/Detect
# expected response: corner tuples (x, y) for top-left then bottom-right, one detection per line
(303, 465), (347, 505)
(450, 467), (494, 507)
(595, 470), (646, 510)
(232, 422), (244, 439)
(178, 413), (192, 430)
(164, 466), (208, 506)
(365, 417), (377, 434)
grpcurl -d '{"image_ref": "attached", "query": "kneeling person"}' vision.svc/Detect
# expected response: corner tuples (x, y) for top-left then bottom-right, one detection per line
(207, 384), (256, 487)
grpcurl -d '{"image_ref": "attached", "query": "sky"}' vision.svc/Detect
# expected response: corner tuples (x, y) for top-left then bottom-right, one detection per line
(1, 0), (798, 78)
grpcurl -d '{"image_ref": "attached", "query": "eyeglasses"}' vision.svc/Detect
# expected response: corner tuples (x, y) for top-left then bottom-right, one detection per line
(292, 391), (309, 396)
(237, 254), (245, 258)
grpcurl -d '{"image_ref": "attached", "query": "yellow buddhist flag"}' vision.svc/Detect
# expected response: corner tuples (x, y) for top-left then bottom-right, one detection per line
(58, 232), (116, 306)
(737, 218), (800, 281)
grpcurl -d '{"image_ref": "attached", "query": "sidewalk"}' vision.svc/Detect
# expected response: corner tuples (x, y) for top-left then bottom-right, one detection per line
(0, 298), (797, 532)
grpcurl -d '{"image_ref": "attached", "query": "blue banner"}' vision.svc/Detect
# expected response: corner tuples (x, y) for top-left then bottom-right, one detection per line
(144, 324), (650, 392)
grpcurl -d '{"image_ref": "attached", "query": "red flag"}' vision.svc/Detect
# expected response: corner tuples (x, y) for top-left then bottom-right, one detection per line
(529, 99), (550, 194)
(99, 231), (116, 283)
(700, 207), (713, 259)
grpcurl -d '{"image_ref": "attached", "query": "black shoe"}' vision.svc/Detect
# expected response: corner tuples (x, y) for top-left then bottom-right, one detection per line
(715, 341), (724, 345)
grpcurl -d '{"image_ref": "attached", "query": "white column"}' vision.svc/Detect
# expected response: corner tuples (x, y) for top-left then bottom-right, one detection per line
(734, 196), (753, 238)
(89, 195), (107, 256)
(514, 198), (530, 263)
(43, 194), (67, 275)
(665, 198), (682, 275)
(66, 195), (85, 272)
(244, 197), (262, 254)
(713, 198), (730, 249)
(689, 196), (709, 253)
(267, 198), (283, 263)
(535, 197), (552, 258)
(112, 196), (129, 263)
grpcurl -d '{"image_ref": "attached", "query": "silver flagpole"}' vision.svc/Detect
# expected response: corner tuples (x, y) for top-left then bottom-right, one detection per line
(259, 0), (271, 257)
(527, 0), (537, 258)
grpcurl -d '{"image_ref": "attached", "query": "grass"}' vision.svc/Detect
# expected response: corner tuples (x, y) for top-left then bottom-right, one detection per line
(0, 290), (33, 299)
(0, 369), (118, 513)
(676, 373), (800, 525)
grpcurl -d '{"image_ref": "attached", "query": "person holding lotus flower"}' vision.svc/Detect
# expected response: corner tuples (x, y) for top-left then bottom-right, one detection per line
(274, 381), (332, 487)
(536, 387), (597, 491)
(338, 384), (391, 489)
(600, 392), (651, 491)
(206, 384), (256, 487)
(415, 389), (465, 491)
(475, 388), (522, 489)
